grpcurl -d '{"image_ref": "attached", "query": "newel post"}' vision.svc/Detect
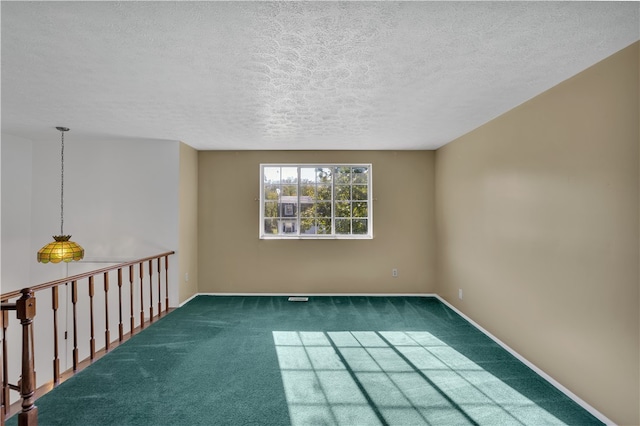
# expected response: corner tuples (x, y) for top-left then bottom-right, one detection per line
(16, 289), (37, 426)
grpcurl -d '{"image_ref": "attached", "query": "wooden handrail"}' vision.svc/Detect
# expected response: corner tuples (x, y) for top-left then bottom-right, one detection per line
(0, 251), (175, 301)
(1, 251), (175, 426)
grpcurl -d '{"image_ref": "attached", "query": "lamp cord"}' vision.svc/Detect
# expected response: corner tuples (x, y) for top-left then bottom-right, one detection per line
(60, 129), (64, 236)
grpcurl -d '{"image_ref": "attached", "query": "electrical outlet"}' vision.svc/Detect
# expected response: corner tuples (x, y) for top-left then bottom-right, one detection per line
(185, 272), (189, 282)
(392, 268), (398, 278)
(458, 289), (463, 300)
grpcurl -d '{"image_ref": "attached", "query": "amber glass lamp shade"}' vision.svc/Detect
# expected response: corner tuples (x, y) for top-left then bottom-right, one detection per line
(37, 235), (84, 263)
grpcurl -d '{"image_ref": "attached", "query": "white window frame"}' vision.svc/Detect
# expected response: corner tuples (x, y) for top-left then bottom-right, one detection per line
(260, 163), (373, 239)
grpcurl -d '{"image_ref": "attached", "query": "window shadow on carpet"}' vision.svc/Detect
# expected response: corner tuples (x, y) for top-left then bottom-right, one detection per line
(274, 330), (596, 426)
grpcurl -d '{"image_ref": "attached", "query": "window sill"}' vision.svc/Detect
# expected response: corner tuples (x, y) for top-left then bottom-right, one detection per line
(259, 234), (373, 240)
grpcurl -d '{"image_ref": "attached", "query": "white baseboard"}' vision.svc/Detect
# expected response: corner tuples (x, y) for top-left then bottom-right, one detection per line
(178, 293), (199, 307)
(177, 292), (614, 425)
(434, 295), (614, 426)
(195, 292), (437, 298)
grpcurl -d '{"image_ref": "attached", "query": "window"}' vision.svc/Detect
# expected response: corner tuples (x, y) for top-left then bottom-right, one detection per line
(260, 164), (372, 239)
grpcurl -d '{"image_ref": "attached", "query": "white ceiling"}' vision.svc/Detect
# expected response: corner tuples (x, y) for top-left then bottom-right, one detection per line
(2, 1), (638, 150)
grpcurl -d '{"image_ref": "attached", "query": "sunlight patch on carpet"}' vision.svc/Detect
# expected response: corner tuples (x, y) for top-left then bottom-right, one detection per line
(273, 331), (566, 426)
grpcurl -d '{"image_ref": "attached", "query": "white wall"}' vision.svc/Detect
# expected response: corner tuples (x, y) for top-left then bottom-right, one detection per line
(1, 133), (181, 397)
(0, 134), (35, 404)
(1, 134), (34, 292)
(26, 135), (180, 297)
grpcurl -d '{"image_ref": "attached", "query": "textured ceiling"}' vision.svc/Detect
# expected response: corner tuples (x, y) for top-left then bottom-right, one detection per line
(2, 1), (638, 150)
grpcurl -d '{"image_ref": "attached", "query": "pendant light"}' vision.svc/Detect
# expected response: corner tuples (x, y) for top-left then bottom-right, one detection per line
(37, 127), (84, 263)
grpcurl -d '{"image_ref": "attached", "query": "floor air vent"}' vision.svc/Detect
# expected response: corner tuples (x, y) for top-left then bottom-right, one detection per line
(288, 296), (309, 302)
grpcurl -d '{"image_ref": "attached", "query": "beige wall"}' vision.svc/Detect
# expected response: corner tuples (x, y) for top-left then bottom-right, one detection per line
(178, 142), (199, 303)
(198, 150), (435, 294)
(435, 42), (639, 425)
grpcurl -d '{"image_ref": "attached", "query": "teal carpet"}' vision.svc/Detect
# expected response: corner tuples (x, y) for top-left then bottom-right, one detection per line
(8, 296), (602, 425)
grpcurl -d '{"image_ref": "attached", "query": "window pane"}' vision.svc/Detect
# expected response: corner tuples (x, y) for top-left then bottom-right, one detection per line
(301, 203), (315, 216)
(264, 201), (278, 218)
(300, 219), (315, 234)
(281, 167), (298, 183)
(300, 184), (315, 199)
(282, 219), (296, 233)
(316, 168), (332, 183)
(335, 167), (351, 184)
(352, 202), (367, 218)
(300, 195), (314, 209)
(335, 201), (350, 217)
(281, 185), (297, 196)
(352, 167), (368, 184)
(316, 202), (331, 218)
(335, 219), (350, 234)
(300, 168), (316, 183)
(317, 218), (331, 234)
(264, 167), (281, 184)
(335, 185), (350, 201)
(317, 185), (331, 200)
(352, 219), (368, 234)
(281, 201), (297, 218)
(264, 219), (279, 235)
(352, 185), (367, 201)
(264, 184), (279, 201)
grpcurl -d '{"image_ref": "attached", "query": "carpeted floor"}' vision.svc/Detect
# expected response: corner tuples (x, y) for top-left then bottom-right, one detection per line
(7, 296), (602, 425)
